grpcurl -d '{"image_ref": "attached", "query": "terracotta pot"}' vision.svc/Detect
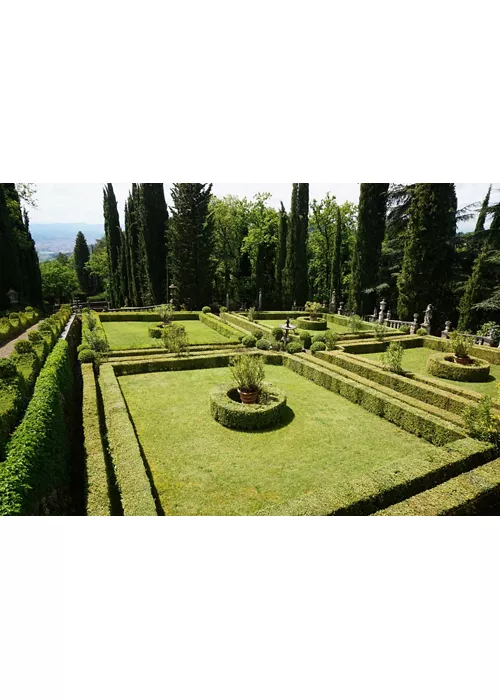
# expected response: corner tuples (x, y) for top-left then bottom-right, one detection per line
(455, 355), (473, 365)
(238, 388), (259, 405)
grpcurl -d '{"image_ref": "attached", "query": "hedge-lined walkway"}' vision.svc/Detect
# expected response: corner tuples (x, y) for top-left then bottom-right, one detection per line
(0, 320), (42, 359)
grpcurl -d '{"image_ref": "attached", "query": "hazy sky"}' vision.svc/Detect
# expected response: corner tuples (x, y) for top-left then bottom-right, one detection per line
(29, 183), (500, 229)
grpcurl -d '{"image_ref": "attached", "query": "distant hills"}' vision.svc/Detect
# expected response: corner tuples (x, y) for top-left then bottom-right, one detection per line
(30, 223), (105, 260)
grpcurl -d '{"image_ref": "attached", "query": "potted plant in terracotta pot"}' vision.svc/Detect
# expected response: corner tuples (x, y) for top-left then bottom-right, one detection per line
(449, 331), (474, 365)
(229, 354), (265, 404)
(305, 300), (322, 320)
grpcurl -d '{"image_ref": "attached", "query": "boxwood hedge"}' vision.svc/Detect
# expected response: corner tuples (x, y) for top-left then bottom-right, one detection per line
(210, 382), (287, 431)
(0, 307), (40, 346)
(296, 316), (327, 331)
(82, 365), (111, 516)
(198, 312), (240, 341)
(427, 354), (491, 382)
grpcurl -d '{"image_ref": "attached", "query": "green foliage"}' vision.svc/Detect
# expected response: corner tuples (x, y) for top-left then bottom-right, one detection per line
(374, 323), (387, 340)
(348, 314), (363, 332)
(272, 326), (284, 341)
(229, 354), (265, 392)
(275, 202), (288, 307)
(416, 327), (428, 336)
(478, 322), (500, 344)
(284, 183), (309, 306)
(299, 330), (312, 349)
(161, 324), (189, 355)
(448, 330), (474, 358)
(305, 300), (322, 318)
(74, 231), (91, 293)
(253, 329), (263, 340)
(324, 330), (339, 350)
(155, 304), (174, 324)
(256, 338), (271, 350)
(78, 348), (97, 364)
(0, 358), (17, 379)
(382, 341), (405, 374)
(14, 339), (34, 354)
(286, 341), (303, 354)
(399, 324), (410, 334)
(202, 306), (211, 314)
(210, 382), (287, 431)
(27, 330), (42, 344)
(198, 312), (240, 342)
(220, 306), (227, 313)
(311, 341), (326, 353)
(248, 306), (256, 322)
(83, 329), (110, 355)
(242, 334), (257, 348)
(0, 340), (74, 515)
(296, 316), (327, 331)
(148, 326), (162, 339)
(463, 397), (500, 445)
(103, 183), (123, 308)
(427, 354), (491, 382)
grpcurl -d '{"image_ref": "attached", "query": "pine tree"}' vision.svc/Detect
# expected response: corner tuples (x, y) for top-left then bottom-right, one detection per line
(349, 183), (389, 314)
(284, 183), (309, 305)
(169, 183), (215, 309)
(74, 231), (90, 294)
(274, 202), (288, 308)
(331, 206), (343, 305)
(457, 244), (489, 331)
(397, 183), (457, 322)
(103, 183), (123, 308)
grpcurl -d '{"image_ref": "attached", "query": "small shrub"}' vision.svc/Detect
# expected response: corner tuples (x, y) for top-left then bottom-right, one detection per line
(305, 301), (322, 319)
(313, 334), (327, 345)
(416, 327), (428, 336)
(9, 312), (20, 321)
(25, 306), (34, 312)
(374, 323), (387, 340)
(28, 330), (43, 344)
(478, 321), (500, 344)
(148, 326), (162, 339)
(273, 340), (284, 352)
(272, 327), (284, 341)
(256, 338), (271, 350)
(202, 306), (211, 314)
(220, 306), (227, 314)
(449, 330), (474, 358)
(83, 329), (110, 354)
(299, 330), (312, 349)
(311, 341), (326, 354)
(253, 329), (264, 340)
(463, 397), (500, 445)
(286, 341), (303, 354)
(382, 341), (405, 374)
(154, 304), (174, 324)
(324, 330), (339, 350)
(77, 343), (90, 354)
(0, 358), (17, 379)
(14, 339), (34, 355)
(229, 354), (265, 392)
(242, 334), (257, 348)
(161, 324), (189, 355)
(248, 306), (256, 322)
(78, 348), (97, 364)
(399, 324), (410, 335)
(348, 314), (363, 332)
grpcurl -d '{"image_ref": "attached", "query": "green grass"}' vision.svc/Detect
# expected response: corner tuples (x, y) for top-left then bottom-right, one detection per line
(359, 346), (500, 398)
(257, 318), (348, 335)
(118, 364), (441, 515)
(103, 320), (230, 350)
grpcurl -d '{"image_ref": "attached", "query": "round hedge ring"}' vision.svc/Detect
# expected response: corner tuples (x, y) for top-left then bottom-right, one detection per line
(426, 354), (491, 382)
(296, 316), (327, 331)
(210, 382), (287, 431)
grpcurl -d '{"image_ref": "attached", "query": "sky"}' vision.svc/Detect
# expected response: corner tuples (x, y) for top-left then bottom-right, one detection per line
(29, 183), (500, 230)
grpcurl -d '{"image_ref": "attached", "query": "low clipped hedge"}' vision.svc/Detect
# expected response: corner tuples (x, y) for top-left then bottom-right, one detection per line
(427, 354), (491, 382)
(374, 457), (500, 516)
(210, 382), (287, 431)
(341, 336), (424, 354)
(99, 365), (157, 515)
(282, 354), (462, 445)
(198, 312), (240, 341)
(0, 307), (40, 346)
(322, 313), (375, 331)
(296, 316), (327, 331)
(221, 312), (273, 340)
(98, 311), (199, 322)
(423, 336), (500, 365)
(0, 340), (74, 515)
(310, 341), (326, 354)
(0, 373), (24, 461)
(81, 365), (111, 516)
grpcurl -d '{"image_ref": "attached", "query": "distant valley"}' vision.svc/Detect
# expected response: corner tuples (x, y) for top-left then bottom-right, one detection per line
(30, 223), (104, 260)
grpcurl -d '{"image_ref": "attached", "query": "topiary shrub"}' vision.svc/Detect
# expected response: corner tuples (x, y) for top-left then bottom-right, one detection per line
(14, 339), (35, 355)
(210, 382), (287, 431)
(148, 326), (162, 339)
(286, 341), (303, 354)
(9, 312), (20, 321)
(256, 338), (271, 350)
(427, 354), (490, 382)
(416, 327), (428, 336)
(272, 327), (284, 342)
(220, 306), (228, 314)
(313, 334), (327, 345)
(242, 334), (257, 348)
(28, 330), (43, 344)
(324, 330), (339, 350)
(202, 306), (211, 314)
(0, 358), (17, 380)
(297, 316), (327, 331)
(310, 341), (326, 354)
(25, 306), (34, 312)
(253, 329), (264, 340)
(299, 330), (312, 349)
(399, 324), (410, 335)
(78, 348), (97, 364)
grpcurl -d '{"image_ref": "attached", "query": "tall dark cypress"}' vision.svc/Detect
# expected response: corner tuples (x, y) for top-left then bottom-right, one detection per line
(169, 183), (215, 309)
(397, 183), (457, 322)
(490, 201), (500, 238)
(103, 183), (122, 308)
(133, 184), (154, 306)
(330, 206), (343, 305)
(284, 183), (309, 306)
(475, 184), (491, 233)
(274, 202), (288, 308)
(0, 185), (21, 309)
(23, 209), (44, 307)
(74, 231), (91, 294)
(139, 184), (169, 303)
(349, 183), (389, 314)
(124, 194), (139, 306)
(457, 244), (489, 331)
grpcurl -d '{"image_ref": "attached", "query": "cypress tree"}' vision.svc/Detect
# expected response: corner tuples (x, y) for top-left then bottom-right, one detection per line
(331, 206), (343, 305)
(133, 184), (154, 306)
(139, 183), (169, 303)
(284, 183), (309, 306)
(0, 185), (21, 309)
(275, 202), (288, 308)
(475, 184), (491, 233)
(490, 201), (500, 239)
(74, 231), (90, 294)
(349, 183), (389, 314)
(169, 183), (215, 309)
(124, 194), (139, 306)
(23, 210), (43, 307)
(397, 183), (457, 322)
(457, 244), (489, 331)
(103, 183), (122, 308)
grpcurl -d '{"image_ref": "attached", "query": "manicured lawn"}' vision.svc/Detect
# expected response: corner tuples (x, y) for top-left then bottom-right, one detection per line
(257, 318), (348, 336)
(359, 346), (500, 398)
(118, 365), (440, 515)
(103, 320), (230, 350)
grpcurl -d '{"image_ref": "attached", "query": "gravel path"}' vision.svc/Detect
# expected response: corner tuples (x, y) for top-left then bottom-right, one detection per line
(0, 321), (42, 359)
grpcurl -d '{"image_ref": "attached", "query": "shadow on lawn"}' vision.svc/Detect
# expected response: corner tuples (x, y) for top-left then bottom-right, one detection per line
(230, 405), (295, 434)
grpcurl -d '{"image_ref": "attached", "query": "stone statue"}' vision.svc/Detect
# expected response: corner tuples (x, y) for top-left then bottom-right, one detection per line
(378, 299), (386, 324)
(258, 288), (263, 311)
(338, 302), (344, 315)
(423, 304), (433, 327)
